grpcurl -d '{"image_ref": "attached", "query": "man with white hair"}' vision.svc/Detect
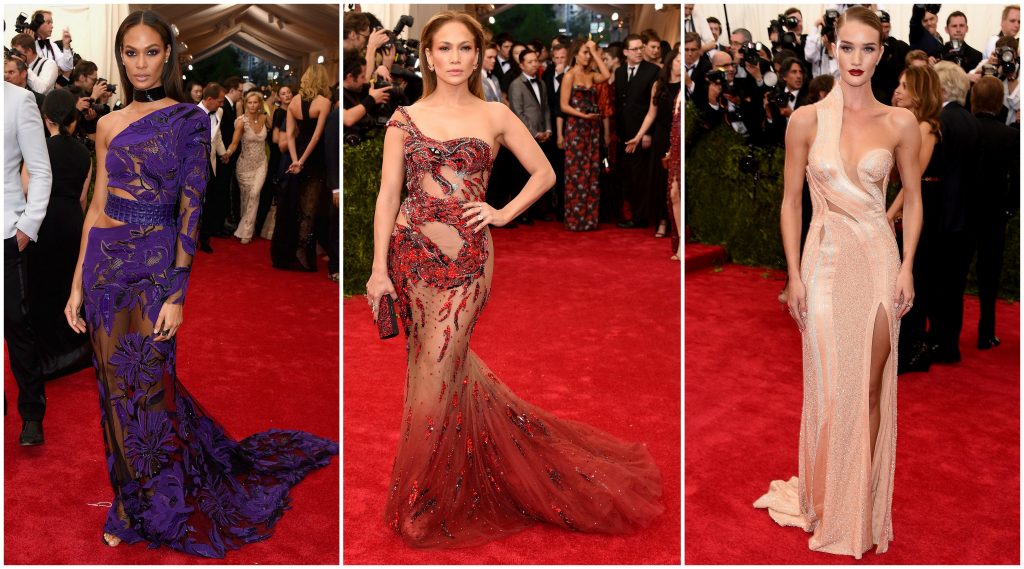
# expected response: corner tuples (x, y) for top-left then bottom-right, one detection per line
(926, 62), (981, 364)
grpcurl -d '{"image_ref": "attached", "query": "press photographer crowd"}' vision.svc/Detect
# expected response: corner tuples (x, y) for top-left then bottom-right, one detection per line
(5, 8), (340, 385)
(343, 9), (683, 259)
(684, 4), (1020, 373)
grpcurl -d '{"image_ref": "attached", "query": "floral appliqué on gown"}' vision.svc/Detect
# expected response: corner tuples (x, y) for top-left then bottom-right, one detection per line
(383, 106), (663, 548)
(82, 102), (337, 558)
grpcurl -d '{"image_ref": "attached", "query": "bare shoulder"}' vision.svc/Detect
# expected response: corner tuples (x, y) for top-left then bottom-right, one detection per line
(788, 104), (818, 133)
(888, 105), (918, 130)
(486, 100), (515, 125)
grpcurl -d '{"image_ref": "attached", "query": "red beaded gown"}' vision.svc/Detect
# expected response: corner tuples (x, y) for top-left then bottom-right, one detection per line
(383, 106), (663, 548)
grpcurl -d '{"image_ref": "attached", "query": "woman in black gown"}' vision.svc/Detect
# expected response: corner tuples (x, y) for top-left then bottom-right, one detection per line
(26, 89), (92, 378)
(271, 66), (330, 271)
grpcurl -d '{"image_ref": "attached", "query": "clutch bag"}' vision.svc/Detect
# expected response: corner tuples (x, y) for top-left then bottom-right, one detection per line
(377, 295), (399, 340)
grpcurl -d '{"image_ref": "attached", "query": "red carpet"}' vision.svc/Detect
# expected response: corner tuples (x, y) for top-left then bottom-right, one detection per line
(683, 243), (727, 273)
(4, 236), (339, 564)
(685, 264), (1020, 564)
(343, 221), (681, 564)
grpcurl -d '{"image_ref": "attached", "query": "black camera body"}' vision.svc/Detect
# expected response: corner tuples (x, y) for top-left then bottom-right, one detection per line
(994, 46), (1019, 79)
(822, 9), (840, 45)
(772, 85), (793, 107)
(941, 40), (964, 65)
(13, 12), (43, 35)
(378, 15), (420, 70)
(769, 14), (800, 52)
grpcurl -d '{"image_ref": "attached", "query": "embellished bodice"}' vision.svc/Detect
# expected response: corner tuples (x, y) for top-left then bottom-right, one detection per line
(386, 106), (494, 229)
(806, 87), (893, 226)
(105, 103), (210, 205)
(240, 114), (267, 147)
(569, 85), (599, 116)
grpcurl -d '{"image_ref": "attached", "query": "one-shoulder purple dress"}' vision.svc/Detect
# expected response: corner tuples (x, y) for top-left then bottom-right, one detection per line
(81, 102), (337, 558)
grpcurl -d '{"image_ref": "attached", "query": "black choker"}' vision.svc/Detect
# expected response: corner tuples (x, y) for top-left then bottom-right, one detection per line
(134, 85), (166, 102)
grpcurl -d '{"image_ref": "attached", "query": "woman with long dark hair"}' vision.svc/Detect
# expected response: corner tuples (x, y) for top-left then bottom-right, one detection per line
(559, 38), (611, 231)
(887, 64), (944, 373)
(64, 10), (336, 557)
(754, 7), (923, 557)
(365, 11), (662, 548)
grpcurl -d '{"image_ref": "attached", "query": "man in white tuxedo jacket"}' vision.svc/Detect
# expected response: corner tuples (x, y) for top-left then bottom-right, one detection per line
(4, 81), (52, 445)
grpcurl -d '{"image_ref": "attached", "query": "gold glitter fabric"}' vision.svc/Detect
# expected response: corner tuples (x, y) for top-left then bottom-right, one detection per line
(754, 86), (900, 559)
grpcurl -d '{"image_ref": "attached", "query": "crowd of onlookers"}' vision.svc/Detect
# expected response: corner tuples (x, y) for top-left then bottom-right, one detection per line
(343, 10), (682, 258)
(684, 4), (1020, 373)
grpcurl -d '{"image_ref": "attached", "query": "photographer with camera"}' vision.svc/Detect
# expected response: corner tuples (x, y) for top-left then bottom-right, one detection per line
(805, 8), (841, 80)
(344, 11), (390, 84)
(768, 8), (808, 65)
(699, 50), (767, 145)
(342, 52), (392, 145)
(911, 4), (944, 57)
(4, 56), (45, 110)
(871, 10), (912, 106)
(969, 36), (1020, 124)
(984, 5), (1020, 60)
(16, 10), (74, 74)
(9, 33), (57, 95)
(67, 60), (111, 142)
(764, 57), (806, 146)
(940, 11), (983, 73)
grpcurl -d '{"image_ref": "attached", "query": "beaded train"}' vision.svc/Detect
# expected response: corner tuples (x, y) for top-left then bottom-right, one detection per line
(384, 106), (663, 548)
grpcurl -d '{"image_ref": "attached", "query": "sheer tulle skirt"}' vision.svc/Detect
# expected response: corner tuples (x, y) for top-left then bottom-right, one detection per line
(384, 223), (663, 548)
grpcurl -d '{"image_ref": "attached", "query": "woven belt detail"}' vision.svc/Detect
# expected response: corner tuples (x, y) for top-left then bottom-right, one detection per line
(104, 193), (176, 226)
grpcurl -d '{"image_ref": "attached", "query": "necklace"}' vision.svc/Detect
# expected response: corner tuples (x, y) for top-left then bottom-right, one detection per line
(133, 84), (166, 103)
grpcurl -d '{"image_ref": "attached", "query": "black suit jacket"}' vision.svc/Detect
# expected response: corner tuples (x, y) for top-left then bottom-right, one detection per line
(956, 42), (983, 74)
(974, 113), (1020, 222)
(220, 94), (238, 150)
(542, 64), (565, 127)
(910, 5), (943, 56)
(615, 60), (660, 139)
(937, 101), (980, 233)
(684, 55), (712, 107)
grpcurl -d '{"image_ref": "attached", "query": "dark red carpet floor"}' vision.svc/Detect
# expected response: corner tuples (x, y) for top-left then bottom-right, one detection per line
(343, 221), (681, 564)
(4, 236), (339, 564)
(685, 264), (1020, 564)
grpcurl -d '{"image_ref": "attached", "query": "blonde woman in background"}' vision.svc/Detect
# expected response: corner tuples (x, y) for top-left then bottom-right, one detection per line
(228, 90), (272, 244)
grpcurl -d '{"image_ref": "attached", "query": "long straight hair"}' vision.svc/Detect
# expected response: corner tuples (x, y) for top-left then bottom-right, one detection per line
(418, 11), (485, 101)
(900, 65), (943, 135)
(114, 10), (185, 103)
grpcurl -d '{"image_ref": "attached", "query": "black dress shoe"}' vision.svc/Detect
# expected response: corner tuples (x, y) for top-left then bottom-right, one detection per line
(19, 420), (43, 446)
(617, 220), (636, 229)
(977, 337), (1001, 350)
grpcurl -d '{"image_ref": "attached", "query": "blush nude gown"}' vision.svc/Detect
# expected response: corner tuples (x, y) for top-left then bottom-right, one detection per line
(753, 86), (901, 558)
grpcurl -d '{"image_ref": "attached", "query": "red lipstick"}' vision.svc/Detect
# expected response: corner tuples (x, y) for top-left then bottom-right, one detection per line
(849, 69), (864, 76)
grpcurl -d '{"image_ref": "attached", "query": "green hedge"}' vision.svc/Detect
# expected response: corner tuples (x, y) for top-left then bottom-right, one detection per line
(342, 131), (386, 297)
(684, 102), (1020, 300)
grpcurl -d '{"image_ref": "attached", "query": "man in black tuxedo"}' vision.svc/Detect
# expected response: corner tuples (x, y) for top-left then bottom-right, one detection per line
(493, 33), (514, 85)
(941, 11), (983, 74)
(765, 57), (807, 146)
(928, 62), (980, 363)
(873, 10), (911, 107)
(542, 43), (569, 220)
(207, 76), (241, 237)
(970, 77), (1019, 350)
(614, 34), (660, 227)
(683, 32), (711, 105)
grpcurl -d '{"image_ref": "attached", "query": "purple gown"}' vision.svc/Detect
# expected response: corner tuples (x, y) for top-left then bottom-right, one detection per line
(82, 102), (337, 558)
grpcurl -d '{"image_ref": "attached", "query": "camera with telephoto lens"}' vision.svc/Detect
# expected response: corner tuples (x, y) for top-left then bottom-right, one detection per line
(739, 42), (778, 86)
(772, 85), (795, 107)
(994, 46), (1019, 79)
(822, 9), (840, 44)
(941, 40), (964, 65)
(98, 78), (117, 94)
(377, 15), (420, 71)
(13, 12), (42, 34)
(768, 14), (800, 52)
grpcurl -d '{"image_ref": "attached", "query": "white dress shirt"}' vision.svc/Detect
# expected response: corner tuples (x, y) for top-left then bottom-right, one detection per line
(5, 82), (51, 241)
(36, 36), (74, 72)
(198, 103), (227, 174)
(26, 56), (58, 95)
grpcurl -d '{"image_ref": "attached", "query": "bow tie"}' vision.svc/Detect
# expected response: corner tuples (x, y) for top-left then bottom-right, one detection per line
(37, 39), (47, 48)
(208, 109), (217, 116)
(527, 77), (537, 84)
(786, 92), (796, 102)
